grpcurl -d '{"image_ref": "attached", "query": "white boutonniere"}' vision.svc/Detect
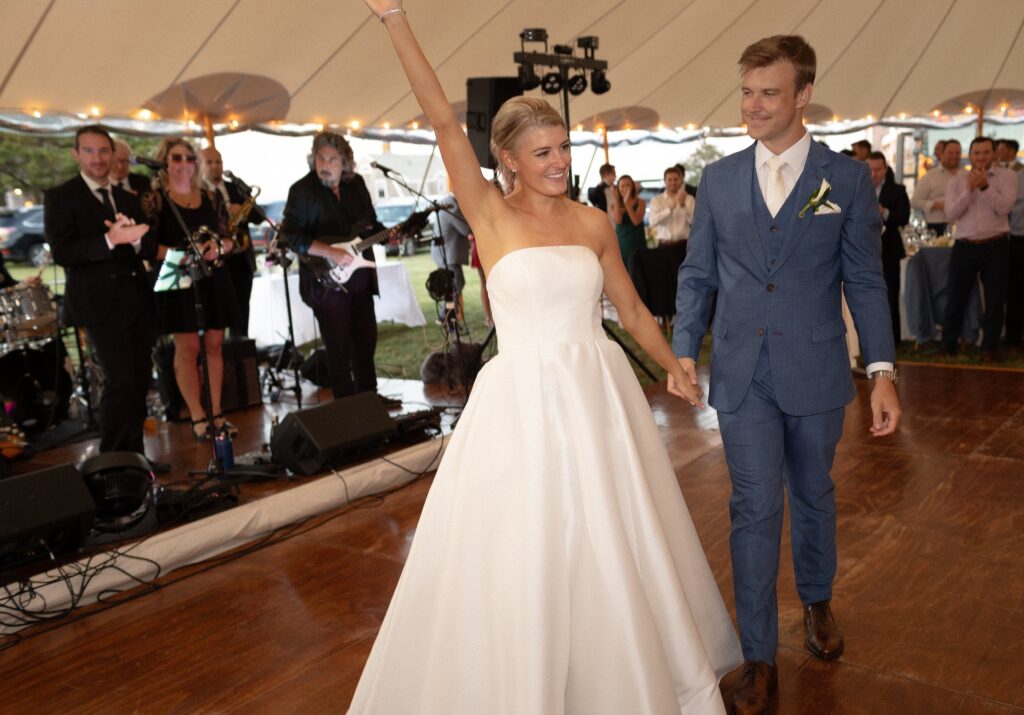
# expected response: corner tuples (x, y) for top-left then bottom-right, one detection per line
(798, 178), (841, 218)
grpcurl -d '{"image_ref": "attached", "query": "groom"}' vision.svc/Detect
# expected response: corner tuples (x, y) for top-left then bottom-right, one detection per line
(671, 35), (901, 714)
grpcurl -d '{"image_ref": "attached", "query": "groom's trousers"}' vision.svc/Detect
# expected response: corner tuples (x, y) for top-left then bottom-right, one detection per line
(716, 343), (845, 663)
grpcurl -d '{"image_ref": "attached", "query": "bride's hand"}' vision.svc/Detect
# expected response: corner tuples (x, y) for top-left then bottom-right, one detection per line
(666, 358), (705, 408)
(364, 0), (402, 19)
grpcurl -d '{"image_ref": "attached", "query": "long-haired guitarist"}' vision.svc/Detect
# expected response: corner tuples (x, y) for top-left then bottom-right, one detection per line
(279, 131), (395, 404)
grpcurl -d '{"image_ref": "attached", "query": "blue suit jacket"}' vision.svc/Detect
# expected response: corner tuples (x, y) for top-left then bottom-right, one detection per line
(673, 140), (895, 416)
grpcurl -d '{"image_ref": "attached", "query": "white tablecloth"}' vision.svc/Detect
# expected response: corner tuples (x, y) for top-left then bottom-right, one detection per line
(248, 262), (426, 348)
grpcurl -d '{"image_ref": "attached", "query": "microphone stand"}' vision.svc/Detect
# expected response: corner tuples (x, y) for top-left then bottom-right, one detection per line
(261, 219), (303, 408)
(376, 168), (474, 403)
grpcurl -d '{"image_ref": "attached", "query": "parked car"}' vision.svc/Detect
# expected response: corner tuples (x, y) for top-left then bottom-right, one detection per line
(247, 200), (286, 252)
(375, 198), (438, 256)
(0, 206), (48, 266)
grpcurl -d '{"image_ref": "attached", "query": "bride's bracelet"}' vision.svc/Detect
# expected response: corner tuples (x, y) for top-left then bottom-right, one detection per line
(378, 8), (406, 23)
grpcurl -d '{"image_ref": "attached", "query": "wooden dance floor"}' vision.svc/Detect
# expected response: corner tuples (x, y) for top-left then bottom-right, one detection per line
(1, 365), (1022, 713)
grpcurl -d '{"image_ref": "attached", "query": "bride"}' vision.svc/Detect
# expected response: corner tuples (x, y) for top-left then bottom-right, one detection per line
(349, 2), (742, 713)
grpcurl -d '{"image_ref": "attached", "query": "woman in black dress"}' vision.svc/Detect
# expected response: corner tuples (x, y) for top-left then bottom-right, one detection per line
(142, 138), (239, 439)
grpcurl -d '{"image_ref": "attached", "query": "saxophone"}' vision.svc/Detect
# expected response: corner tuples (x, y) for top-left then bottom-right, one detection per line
(224, 171), (261, 252)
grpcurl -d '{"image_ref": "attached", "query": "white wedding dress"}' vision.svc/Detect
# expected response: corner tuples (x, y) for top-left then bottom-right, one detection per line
(348, 245), (742, 714)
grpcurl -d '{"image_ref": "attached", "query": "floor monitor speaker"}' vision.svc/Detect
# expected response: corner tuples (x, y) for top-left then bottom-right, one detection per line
(0, 464), (95, 571)
(270, 392), (398, 476)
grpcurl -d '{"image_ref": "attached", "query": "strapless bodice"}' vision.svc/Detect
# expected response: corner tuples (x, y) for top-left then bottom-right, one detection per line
(487, 244), (605, 349)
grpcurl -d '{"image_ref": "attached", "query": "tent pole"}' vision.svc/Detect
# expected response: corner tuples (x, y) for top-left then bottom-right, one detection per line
(203, 115), (215, 147)
(602, 127), (609, 164)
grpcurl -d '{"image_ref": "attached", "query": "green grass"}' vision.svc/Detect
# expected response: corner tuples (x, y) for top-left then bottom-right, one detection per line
(19, 258), (1015, 387)
(373, 252), (673, 386)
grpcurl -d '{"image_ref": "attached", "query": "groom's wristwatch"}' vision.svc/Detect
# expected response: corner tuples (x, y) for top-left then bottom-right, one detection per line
(869, 368), (899, 385)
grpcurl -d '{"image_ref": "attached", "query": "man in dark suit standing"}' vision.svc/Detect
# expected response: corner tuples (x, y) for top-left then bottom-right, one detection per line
(866, 151), (910, 348)
(45, 126), (161, 466)
(200, 146), (265, 336)
(673, 36), (901, 714)
(110, 140), (153, 195)
(586, 163), (616, 214)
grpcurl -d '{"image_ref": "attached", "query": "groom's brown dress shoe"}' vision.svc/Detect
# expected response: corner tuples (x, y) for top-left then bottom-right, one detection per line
(804, 600), (845, 660)
(724, 660), (778, 715)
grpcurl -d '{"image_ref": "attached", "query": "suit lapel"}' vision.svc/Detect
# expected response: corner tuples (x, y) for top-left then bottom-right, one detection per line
(770, 141), (831, 276)
(736, 145), (767, 275)
(73, 175), (109, 226)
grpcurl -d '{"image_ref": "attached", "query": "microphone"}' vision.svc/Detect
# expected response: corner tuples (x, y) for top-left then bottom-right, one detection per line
(370, 161), (397, 176)
(132, 156), (166, 171)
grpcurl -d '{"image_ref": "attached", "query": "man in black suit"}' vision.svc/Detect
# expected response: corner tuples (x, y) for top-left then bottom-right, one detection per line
(200, 146), (265, 336)
(110, 139), (153, 195)
(586, 163), (616, 213)
(45, 126), (162, 466)
(867, 151), (910, 347)
(280, 131), (396, 405)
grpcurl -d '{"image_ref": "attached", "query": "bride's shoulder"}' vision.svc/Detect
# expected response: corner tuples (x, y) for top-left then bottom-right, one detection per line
(574, 201), (615, 233)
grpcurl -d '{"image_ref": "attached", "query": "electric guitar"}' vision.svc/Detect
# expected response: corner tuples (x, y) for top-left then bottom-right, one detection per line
(303, 207), (439, 289)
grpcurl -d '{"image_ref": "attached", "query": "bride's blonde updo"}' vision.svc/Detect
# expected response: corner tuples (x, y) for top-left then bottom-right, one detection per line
(489, 96), (566, 194)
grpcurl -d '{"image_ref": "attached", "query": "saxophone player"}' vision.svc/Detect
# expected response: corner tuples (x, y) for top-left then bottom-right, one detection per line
(200, 146), (266, 336)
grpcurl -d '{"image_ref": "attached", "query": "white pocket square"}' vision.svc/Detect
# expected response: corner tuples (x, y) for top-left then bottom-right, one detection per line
(814, 201), (842, 215)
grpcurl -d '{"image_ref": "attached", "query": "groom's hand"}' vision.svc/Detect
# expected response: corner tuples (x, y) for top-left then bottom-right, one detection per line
(667, 357), (705, 409)
(869, 378), (901, 437)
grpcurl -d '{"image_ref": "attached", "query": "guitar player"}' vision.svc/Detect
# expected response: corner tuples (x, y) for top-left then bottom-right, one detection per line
(280, 131), (399, 406)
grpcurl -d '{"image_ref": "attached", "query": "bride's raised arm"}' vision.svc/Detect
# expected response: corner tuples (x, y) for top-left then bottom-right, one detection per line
(366, 0), (501, 227)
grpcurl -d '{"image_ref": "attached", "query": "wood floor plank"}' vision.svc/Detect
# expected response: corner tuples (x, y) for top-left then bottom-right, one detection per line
(1, 366), (1021, 712)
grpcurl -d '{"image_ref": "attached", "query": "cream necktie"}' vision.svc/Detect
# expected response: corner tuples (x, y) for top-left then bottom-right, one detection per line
(765, 155), (786, 217)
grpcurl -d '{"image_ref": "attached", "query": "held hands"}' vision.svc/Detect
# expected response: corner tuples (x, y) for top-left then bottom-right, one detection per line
(104, 213), (148, 246)
(666, 357), (705, 408)
(869, 377), (901, 437)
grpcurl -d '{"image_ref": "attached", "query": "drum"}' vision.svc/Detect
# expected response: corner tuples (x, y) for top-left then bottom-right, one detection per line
(0, 283), (58, 346)
(0, 340), (72, 433)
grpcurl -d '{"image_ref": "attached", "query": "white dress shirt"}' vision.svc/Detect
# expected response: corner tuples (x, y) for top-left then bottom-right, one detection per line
(910, 166), (958, 224)
(647, 191), (694, 242)
(754, 134), (893, 376)
(754, 131), (811, 206)
(81, 171), (141, 253)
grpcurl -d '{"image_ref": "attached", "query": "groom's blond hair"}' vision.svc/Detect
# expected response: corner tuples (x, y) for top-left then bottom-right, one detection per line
(739, 35), (816, 91)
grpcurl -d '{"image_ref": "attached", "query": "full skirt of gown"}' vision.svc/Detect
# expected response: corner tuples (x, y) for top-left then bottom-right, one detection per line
(348, 245), (742, 714)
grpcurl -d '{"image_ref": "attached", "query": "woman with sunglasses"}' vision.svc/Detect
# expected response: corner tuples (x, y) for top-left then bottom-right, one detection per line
(143, 137), (240, 440)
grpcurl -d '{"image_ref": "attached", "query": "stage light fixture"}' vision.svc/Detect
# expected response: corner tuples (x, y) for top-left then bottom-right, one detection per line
(576, 36), (599, 51)
(567, 73), (588, 96)
(591, 69), (611, 95)
(518, 63), (541, 91)
(520, 28), (548, 44)
(541, 72), (563, 95)
(553, 44), (573, 56)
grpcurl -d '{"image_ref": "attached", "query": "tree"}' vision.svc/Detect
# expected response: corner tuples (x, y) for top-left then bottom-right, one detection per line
(0, 134), (77, 204)
(681, 140), (724, 188)
(0, 132), (163, 205)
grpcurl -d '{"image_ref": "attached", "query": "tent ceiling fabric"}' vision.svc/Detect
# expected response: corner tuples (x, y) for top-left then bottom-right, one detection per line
(1, 0), (1022, 131)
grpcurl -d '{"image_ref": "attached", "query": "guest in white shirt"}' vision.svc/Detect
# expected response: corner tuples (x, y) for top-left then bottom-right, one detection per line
(647, 165), (694, 244)
(911, 139), (961, 234)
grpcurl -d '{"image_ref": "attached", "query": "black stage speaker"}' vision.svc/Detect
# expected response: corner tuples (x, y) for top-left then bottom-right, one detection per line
(466, 77), (522, 169)
(221, 337), (262, 412)
(0, 464), (96, 570)
(156, 336), (262, 421)
(270, 392), (398, 476)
